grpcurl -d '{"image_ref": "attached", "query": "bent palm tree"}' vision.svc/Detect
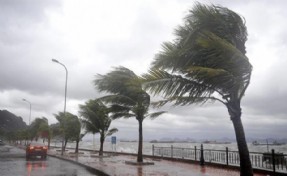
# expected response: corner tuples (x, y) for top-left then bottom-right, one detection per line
(49, 123), (62, 148)
(94, 67), (166, 162)
(143, 3), (253, 175)
(29, 117), (49, 142)
(54, 112), (80, 152)
(79, 99), (118, 156)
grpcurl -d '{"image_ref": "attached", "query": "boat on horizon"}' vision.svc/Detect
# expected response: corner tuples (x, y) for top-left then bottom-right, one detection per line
(202, 140), (231, 144)
(149, 140), (196, 143)
(252, 140), (285, 146)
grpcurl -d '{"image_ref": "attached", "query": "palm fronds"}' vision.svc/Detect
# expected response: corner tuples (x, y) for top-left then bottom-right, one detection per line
(147, 111), (167, 120)
(143, 2), (251, 105)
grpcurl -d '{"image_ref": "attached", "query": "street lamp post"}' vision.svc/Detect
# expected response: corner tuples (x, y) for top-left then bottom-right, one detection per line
(52, 58), (68, 156)
(22, 99), (32, 125)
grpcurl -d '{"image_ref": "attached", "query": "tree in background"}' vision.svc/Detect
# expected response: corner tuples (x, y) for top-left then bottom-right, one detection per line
(79, 99), (118, 156)
(54, 112), (81, 152)
(38, 118), (50, 144)
(74, 133), (85, 153)
(94, 67), (166, 162)
(143, 3), (253, 175)
(29, 117), (49, 142)
(22, 129), (31, 145)
(49, 123), (62, 148)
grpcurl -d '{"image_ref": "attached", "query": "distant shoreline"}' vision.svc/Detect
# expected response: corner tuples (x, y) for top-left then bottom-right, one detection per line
(149, 140), (195, 144)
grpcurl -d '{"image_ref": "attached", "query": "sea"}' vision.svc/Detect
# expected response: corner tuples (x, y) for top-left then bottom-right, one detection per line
(52, 140), (287, 155)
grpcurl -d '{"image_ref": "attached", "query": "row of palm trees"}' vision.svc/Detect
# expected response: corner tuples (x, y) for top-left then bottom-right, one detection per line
(5, 102), (118, 156)
(94, 67), (166, 161)
(4, 118), (51, 146)
(79, 99), (119, 155)
(54, 104), (120, 155)
(92, 3), (254, 175)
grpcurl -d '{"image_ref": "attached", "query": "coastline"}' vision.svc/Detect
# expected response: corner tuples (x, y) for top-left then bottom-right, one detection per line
(50, 141), (287, 155)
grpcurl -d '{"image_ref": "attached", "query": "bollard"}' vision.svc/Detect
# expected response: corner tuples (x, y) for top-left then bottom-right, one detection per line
(272, 149), (275, 173)
(195, 146), (197, 160)
(226, 147), (229, 166)
(171, 145), (173, 158)
(200, 144), (205, 166)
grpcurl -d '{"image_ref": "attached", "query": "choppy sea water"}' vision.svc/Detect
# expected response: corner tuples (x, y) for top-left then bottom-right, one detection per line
(53, 141), (287, 155)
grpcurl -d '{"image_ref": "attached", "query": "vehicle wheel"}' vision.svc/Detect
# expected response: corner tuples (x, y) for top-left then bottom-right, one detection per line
(41, 155), (47, 159)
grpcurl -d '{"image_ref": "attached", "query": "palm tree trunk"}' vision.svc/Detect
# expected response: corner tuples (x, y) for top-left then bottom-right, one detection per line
(232, 117), (253, 176)
(48, 137), (51, 149)
(137, 119), (143, 162)
(93, 134), (95, 151)
(227, 100), (253, 176)
(75, 139), (79, 153)
(99, 134), (104, 156)
(64, 139), (68, 152)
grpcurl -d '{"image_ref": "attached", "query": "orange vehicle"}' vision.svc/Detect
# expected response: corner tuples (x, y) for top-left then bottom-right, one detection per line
(26, 143), (47, 159)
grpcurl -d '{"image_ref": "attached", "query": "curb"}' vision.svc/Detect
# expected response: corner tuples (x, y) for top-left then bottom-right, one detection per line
(48, 153), (110, 176)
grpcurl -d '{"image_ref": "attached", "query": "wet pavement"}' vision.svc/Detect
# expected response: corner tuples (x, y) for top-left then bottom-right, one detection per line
(0, 145), (97, 176)
(48, 148), (268, 176)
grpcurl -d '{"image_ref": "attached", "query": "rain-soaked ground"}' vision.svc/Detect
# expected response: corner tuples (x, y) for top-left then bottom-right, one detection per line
(0, 145), (97, 176)
(48, 148), (268, 176)
(1, 144), (270, 176)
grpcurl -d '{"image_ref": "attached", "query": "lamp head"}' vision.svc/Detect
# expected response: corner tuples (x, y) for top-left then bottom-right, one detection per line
(52, 58), (59, 63)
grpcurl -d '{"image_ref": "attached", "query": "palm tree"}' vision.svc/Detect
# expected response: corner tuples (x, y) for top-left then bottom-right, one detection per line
(37, 118), (50, 144)
(20, 128), (30, 145)
(74, 133), (85, 153)
(54, 112), (81, 152)
(49, 123), (62, 148)
(79, 99), (118, 156)
(94, 67), (166, 162)
(29, 117), (49, 142)
(142, 3), (253, 175)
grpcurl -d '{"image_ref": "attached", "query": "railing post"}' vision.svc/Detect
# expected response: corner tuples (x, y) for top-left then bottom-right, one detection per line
(272, 149), (275, 173)
(200, 144), (205, 166)
(226, 147), (229, 166)
(194, 146), (197, 161)
(152, 145), (154, 156)
(171, 145), (173, 158)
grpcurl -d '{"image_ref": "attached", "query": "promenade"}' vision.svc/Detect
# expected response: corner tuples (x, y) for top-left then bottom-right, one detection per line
(48, 148), (267, 176)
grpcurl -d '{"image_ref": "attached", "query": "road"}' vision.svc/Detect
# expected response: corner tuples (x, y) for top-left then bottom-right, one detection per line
(0, 144), (97, 176)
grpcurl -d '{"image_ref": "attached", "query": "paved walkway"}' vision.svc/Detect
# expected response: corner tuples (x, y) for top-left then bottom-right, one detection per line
(48, 148), (267, 176)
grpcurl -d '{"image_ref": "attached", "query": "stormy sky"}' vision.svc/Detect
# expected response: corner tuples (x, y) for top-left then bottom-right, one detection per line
(1, 0), (286, 141)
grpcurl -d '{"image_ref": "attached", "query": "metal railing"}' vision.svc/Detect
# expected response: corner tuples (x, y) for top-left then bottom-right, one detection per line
(152, 144), (287, 174)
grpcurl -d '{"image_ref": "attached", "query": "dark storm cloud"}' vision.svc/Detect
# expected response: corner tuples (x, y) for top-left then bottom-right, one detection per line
(243, 88), (287, 117)
(0, 0), (60, 20)
(0, 0), (63, 95)
(0, 0), (61, 44)
(95, 4), (172, 75)
(243, 35), (287, 117)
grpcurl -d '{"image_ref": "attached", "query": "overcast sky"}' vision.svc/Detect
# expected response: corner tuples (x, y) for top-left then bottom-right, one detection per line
(1, 0), (286, 141)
